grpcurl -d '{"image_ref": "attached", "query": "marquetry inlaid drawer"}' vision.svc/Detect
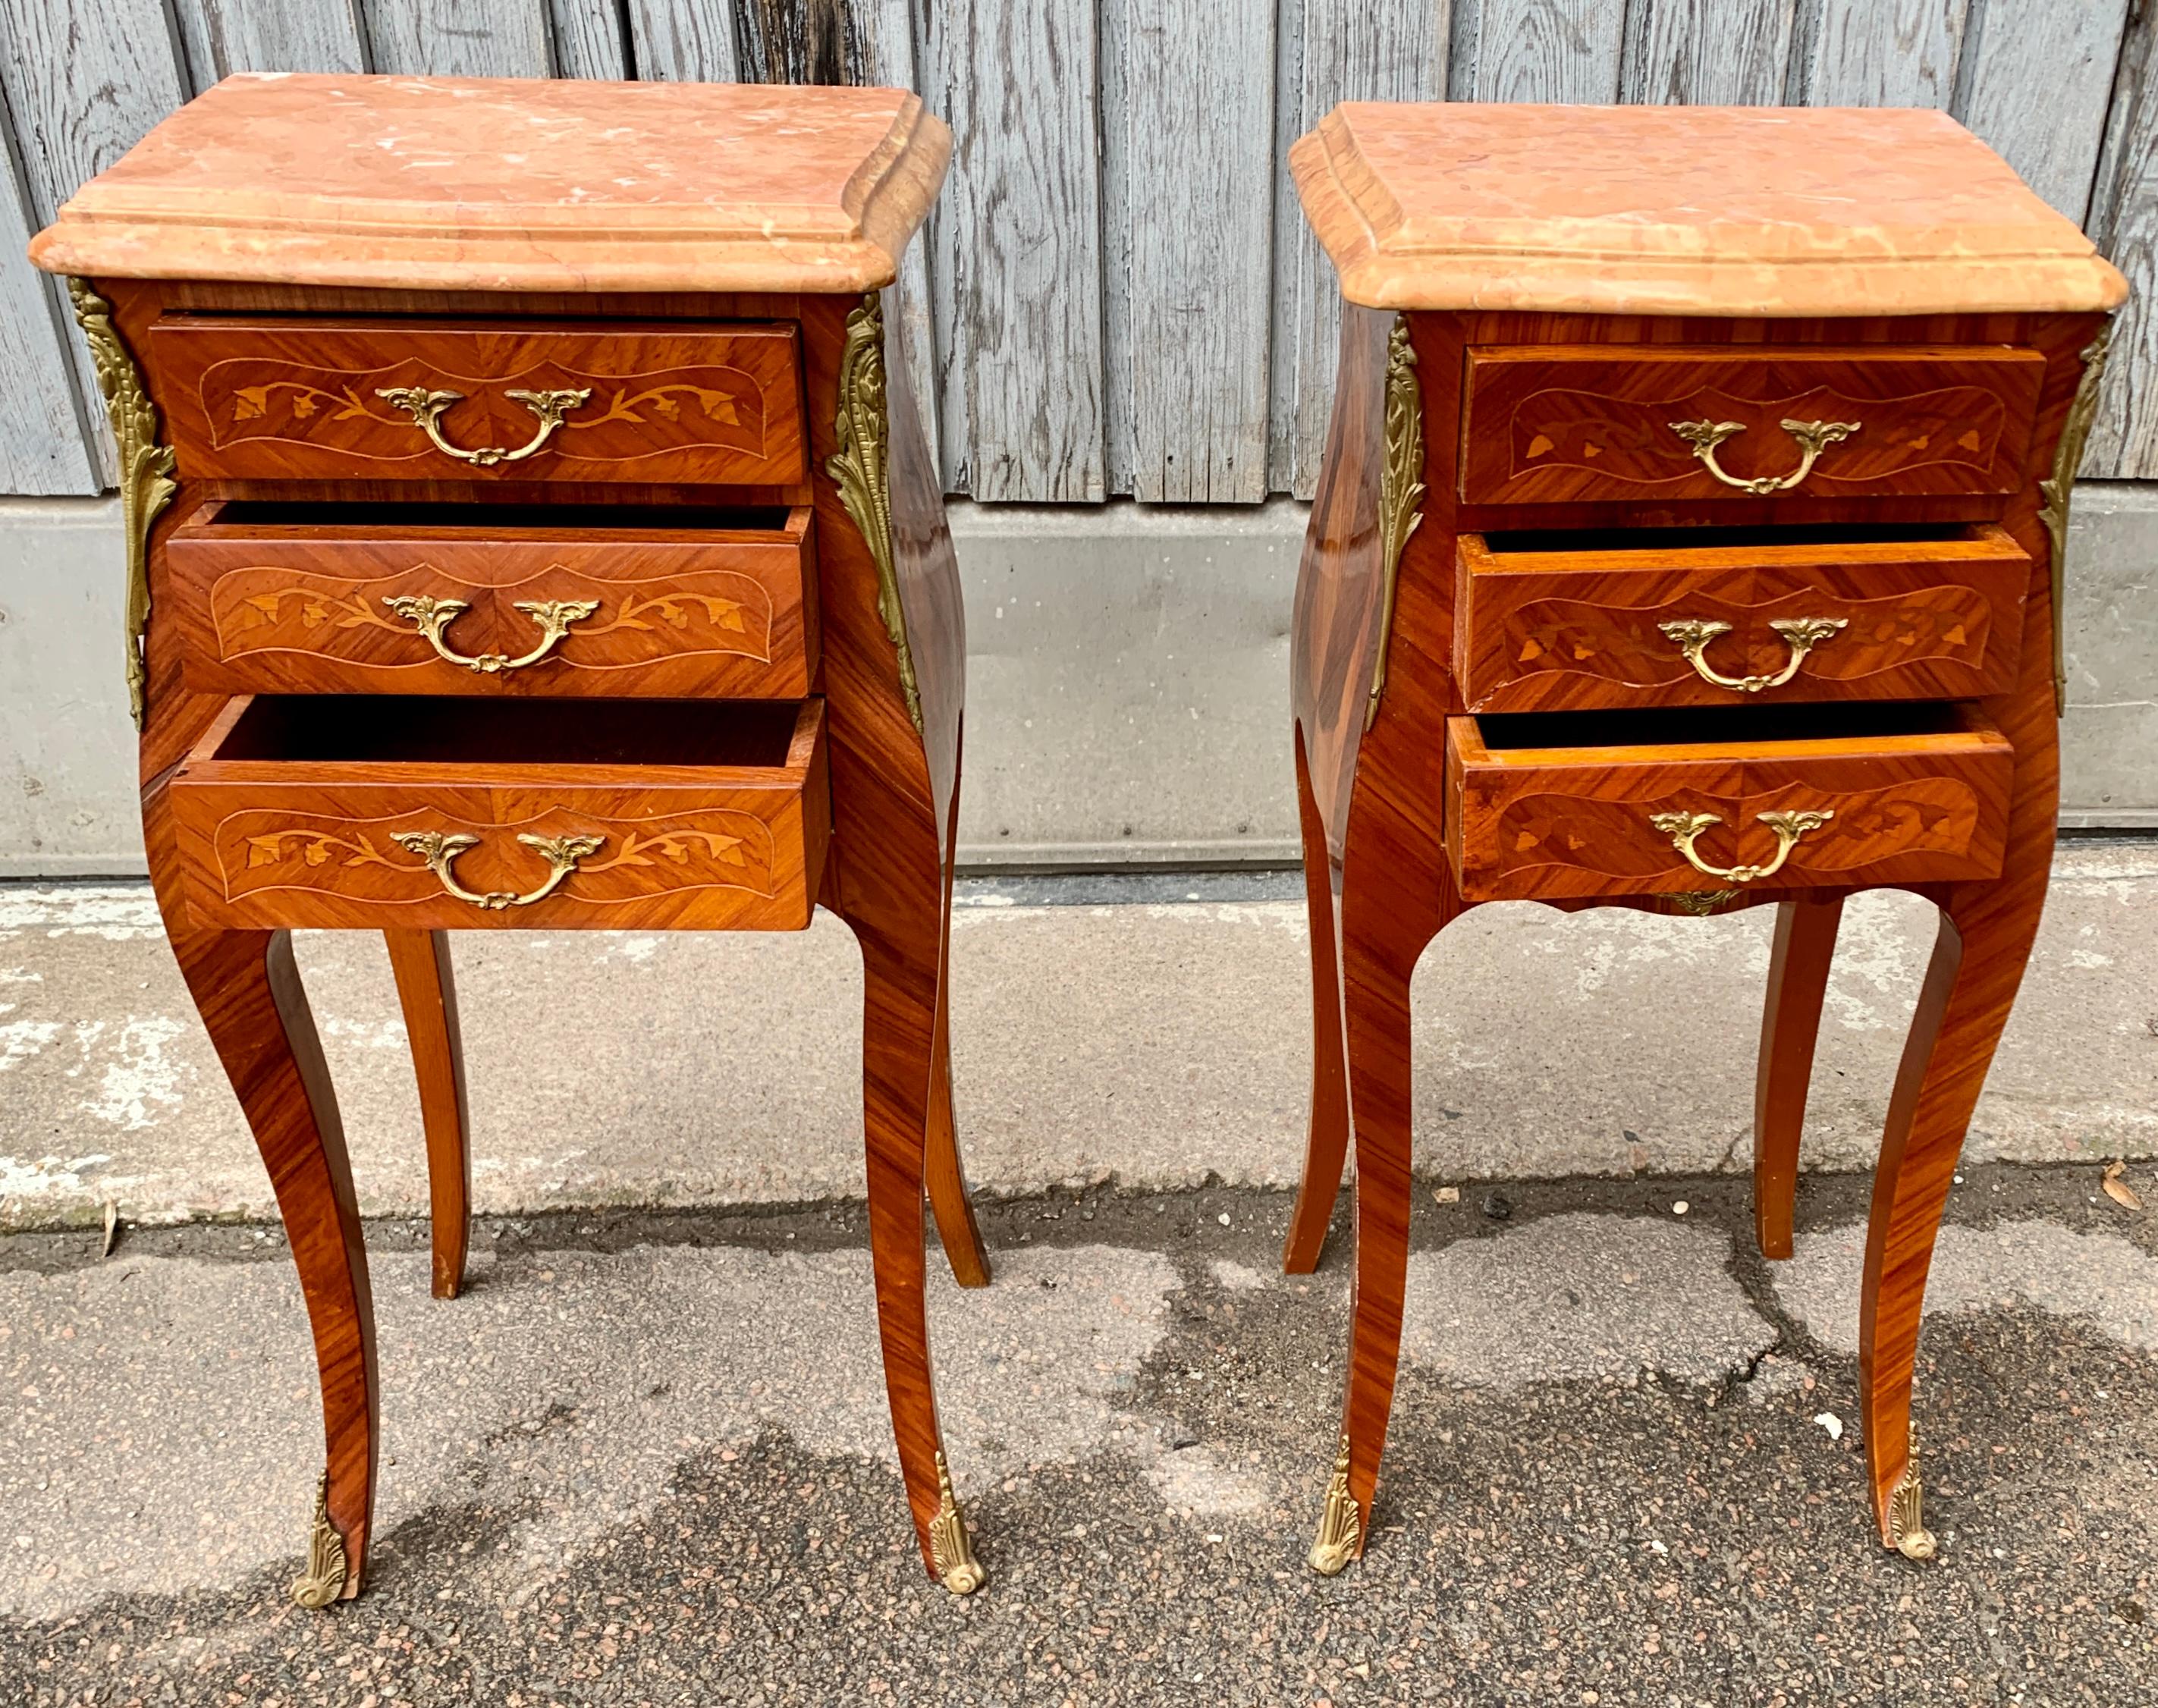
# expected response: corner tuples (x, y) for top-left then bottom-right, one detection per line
(149, 316), (806, 488)
(1459, 347), (2044, 509)
(1443, 703), (2013, 903)
(168, 695), (828, 931)
(165, 499), (818, 699)
(1454, 523), (2030, 713)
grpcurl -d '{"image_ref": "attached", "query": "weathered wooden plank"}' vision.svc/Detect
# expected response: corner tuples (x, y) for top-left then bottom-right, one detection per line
(1955, 0), (2129, 221)
(360, 0), (551, 77)
(627, 0), (740, 80)
(1800, 0), (1969, 106)
(923, 0), (1105, 501)
(2085, 6), (2158, 479)
(732, 0), (862, 83)
(0, 0), (190, 487)
(1459, 0), (1624, 103)
(171, 0), (367, 80)
(548, 0), (630, 78)
(1622, 0), (1794, 105)
(1271, 0), (1449, 498)
(1104, 0), (1275, 502)
(0, 138), (96, 493)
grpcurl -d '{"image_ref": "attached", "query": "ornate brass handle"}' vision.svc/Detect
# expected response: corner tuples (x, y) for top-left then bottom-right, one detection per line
(391, 829), (605, 910)
(1656, 615), (1848, 693)
(382, 594), (599, 673)
(1648, 808), (1834, 884)
(375, 385), (592, 466)
(1668, 418), (1861, 495)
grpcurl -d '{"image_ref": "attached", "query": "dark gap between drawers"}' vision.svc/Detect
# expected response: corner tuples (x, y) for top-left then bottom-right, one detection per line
(206, 499), (793, 533)
(1475, 701), (1968, 752)
(217, 695), (805, 767)
(1480, 521), (1982, 554)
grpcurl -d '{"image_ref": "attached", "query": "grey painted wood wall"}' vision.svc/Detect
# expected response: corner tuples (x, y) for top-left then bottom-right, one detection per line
(1, 0), (2154, 502)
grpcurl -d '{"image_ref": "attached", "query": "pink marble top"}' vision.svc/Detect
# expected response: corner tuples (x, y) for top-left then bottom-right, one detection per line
(1293, 103), (2128, 317)
(30, 74), (949, 295)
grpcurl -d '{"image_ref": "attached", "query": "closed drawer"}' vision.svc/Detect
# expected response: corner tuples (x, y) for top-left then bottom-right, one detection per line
(166, 499), (818, 699)
(1455, 523), (2029, 712)
(1459, 347), (2043, 508)
(168, 696), (828, 931)
(1444, 703), (2013, 903)
(150, 316), (806, 488)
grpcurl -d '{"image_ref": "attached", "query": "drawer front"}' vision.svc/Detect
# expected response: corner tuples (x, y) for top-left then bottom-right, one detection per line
(1455, 526), (2030, 712)
(166, 505), (818, 699)
(1460, 347), (2043, 508)
(151, 317), (806, 488)
(1444, 712), (2013, 903)
(168, 701), (828, 931)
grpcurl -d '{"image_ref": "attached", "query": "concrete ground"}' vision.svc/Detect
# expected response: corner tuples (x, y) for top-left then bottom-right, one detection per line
(3, 859), (2158, 1703)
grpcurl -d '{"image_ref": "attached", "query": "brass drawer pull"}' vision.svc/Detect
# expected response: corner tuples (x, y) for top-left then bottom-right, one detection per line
(391, 829), (605, 910)
(375, 385), (592, 466)
(1648, 808), (1834, 884)
(1668, 417), (1861, 494)
(1657, 615), (1847, 692)
(382, 594), (599, 673)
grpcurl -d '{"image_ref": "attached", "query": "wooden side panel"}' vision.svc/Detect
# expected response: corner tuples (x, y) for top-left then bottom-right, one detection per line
(1459, 0), (1624, 102)
(922, 0), (1105, 501)
(165, 509), (818, 699)
(2086, 8), (2158, 479)
(1455, 527), (2031, 711)
(1955, 0), (2130, 221)
(1621, 0), (1795, 104)
(357, 0), (551, 75)
(1443, 717), (2016, 902)
(1106, 0), (1275, 502)
(1268, 0), (1448, 499)
(171, 0), (367, 78)
(1460, 347), (2045, 507)
(150, 317), (807, 487)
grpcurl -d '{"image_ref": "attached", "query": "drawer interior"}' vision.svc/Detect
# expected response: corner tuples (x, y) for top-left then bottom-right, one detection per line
(188, 496), (799, 541)
(1472, 700), (1977, 756)
(202, 693), (812, 770)
(1476, 520), (1986, 557)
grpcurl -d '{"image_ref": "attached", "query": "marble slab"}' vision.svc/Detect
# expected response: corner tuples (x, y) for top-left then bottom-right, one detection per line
(1293, 103), (2128, 317)
(29, 73), (947, 296)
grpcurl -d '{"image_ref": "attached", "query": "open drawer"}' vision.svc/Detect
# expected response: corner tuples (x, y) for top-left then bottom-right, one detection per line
(166, 498), (819, 700)
(1454, 521), (2030, 712)
(1444, 702), (2014, 903)
(168, 696), (828, 931)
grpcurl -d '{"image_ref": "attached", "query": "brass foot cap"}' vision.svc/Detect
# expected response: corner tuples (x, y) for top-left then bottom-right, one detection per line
(1895, 1527), (1938, 1562)
(941, 1561), (987, 1595)
(1308, 1540), (1355, 1577)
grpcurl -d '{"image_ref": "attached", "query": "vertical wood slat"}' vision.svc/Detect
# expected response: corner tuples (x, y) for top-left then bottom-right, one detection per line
(923, 0), (1105, 501)
(0, 0), (192, 488)
(360, 0), (551, 77)
(171, 0), (368, 81)
(1458, 0), (1626, 103)
(1954, 0), (2131, 221)
(1270, 0), (1449, 498)
(548, 0), (632, 79)
(1801, 0), (1970, 105)
(0, 130), (96, 493)
(2086, 6), (2158, 479)
(1622, 0), (1795, 104)
(1110, 0), (1277, 501)
(628, 0), (740, 80)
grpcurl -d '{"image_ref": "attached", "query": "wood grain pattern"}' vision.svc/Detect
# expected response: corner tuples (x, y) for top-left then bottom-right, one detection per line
(1461, 347), (2045, 507)
(1454, 525), (2030, 711)
(1955, 0), (2129, 221)
(1267, 0), (1448, 498)
(2085, 6), (2158, 479)
(171, 0), (367, 79)
(0, 125), (96, 494)
(1801, 0), (1969, 106)
(359, 0), (551, 76)
(1107, 0), (1275, 501)
(922, 0), (1105, 501)
(1459, 0), (1624, 102)
(384, 928), (470, 1300)
(167, 501), (818, 699)
(168, 695), (829, 931)
(1445, 710), (2015, 902)
(546, 0), (632, 78)
(152, 317), (807, 488)
(1754, 895), (1843, 1261)
(1622, 0), (1795, 104)
(627, 0), (743, 80)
